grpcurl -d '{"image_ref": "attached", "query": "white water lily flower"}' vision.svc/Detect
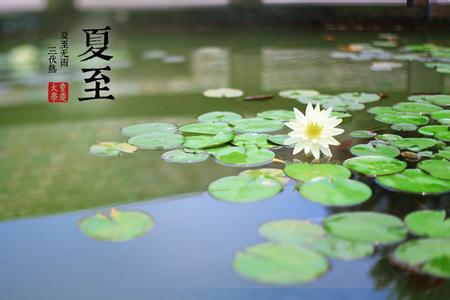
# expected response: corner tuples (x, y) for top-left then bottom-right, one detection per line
(284, 103), (344, 159)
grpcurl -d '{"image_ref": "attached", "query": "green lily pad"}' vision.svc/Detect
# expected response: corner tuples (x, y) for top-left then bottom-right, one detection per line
(267, 134), (293, 148)
(79, 209), (154, 242)
(350, 143), (400, 158)
(393, 238), (450, 278)
(435, 149), (450, 160)
(323, 212), (407, 245)
(431, 110), (450, 121)
(350, 130), (376, 139)
(203, 88), (243, 98)
(344, 156), (406, 176)
(183, 132), (234, 149)
(376, 169), (450, 195)
(391, 123), (417, 132)
(232, 133), (272, 148)
(258, 220), (325, 245)
(128, 133), (184, 150)
(284, 163), (351, 182)
(312, 236), (374, 261)
(121, 123), (177, 137)
(257, 110), (295, 121)
(179, 122), (232, 135)
(418, 159), (450, 180)
(338, 92), (380, 103)
(375, 113), (429, 125)
(368, 106), (397, 115)
(409, 95), (450, 107)
(322, 99), (365, 112)
(297, 94), (341, 105)
(393, 102), (441, 114)
(89, 143), (121, 157)
(435, 131), (450, 142)
(208, 175), (282, 203)
(299, 177), (372, 207)
(204, 145), (235, 155)
(393, 138), (442, 152)
(405, 210), (450, 238)
(214, 146), (275, 167)
(418, 125), (448, 136)
(376, 134), (403, 143)
(233, 243), (329, 285)
(331, 111), (352, 119)
(230, 118), (284, 133)
(197, 111), (242, 123)
(279, 89), (319, 99)
(161, 149), (209, 163)
(239, 168), (290, 185)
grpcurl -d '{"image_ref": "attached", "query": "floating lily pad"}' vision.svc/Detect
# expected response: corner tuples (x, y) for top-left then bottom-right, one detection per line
(183, 132), (234, 149)
(350, 130), (377, 139)
(89, 143), (121, 157)
(431, 110), (450, 121)
(208, 175), (282, 203)
(376, 169), (450, 195)
(312, 236), (374, 261)
(338, 92), (380, 103)
(232, 133), (272, 148)
(197, 111), (242, 123)
(214, 146), (275, 167)
(435, 131), (450, 142)
(405, 210), (450, 238)
(258, 220), (325, 245)
(239, 168), (290, 185)
(393, 138), (442, 152)
(257, 110), (295, 121)
(418, 125), (448, 137)
(279, 89), (319, 99)
(368, 106), (397, 115)
(375, 113), (429, 125)
(376, 134), (403, 143)
(121, 123), (177, 137)
(233, 243), (329, 285)
(322, 99), (365, 112)
(331, 111), (352, 119)
(179, 122), (232, 135)
(79, 209), (154, 242)
(393, 238), (450, 278)
(391, 123), (417, 132)
(162, 149), (209, 163)
(344, 156), (406, 176)
(418, 159), (450, 180)
(300, 177), (372, 206)
(409, 95), (450, 107)
(393, 102), (441, 114)
(284, 163), (351, 182)
(230, 118), (284, 133)
(297, 94), (341, 105)
(128, 133), (184, 150)
(435, 149), (450, 160)
(203, 88), (243, 98)
(350, 143), (400, 158)
(267, 134), (293, 147)
(323, 212), (407, 245)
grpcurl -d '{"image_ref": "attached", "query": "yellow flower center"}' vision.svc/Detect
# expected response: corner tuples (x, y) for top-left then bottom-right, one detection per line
(306, 122), (323, 139)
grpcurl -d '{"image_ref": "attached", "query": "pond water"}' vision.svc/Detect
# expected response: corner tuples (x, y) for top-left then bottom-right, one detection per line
(0, 28), (449, 299)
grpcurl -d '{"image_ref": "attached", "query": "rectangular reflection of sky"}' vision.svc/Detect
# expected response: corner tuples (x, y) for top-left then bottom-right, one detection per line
(75, 0), (229, 10)
(0, 0), (46, 13)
